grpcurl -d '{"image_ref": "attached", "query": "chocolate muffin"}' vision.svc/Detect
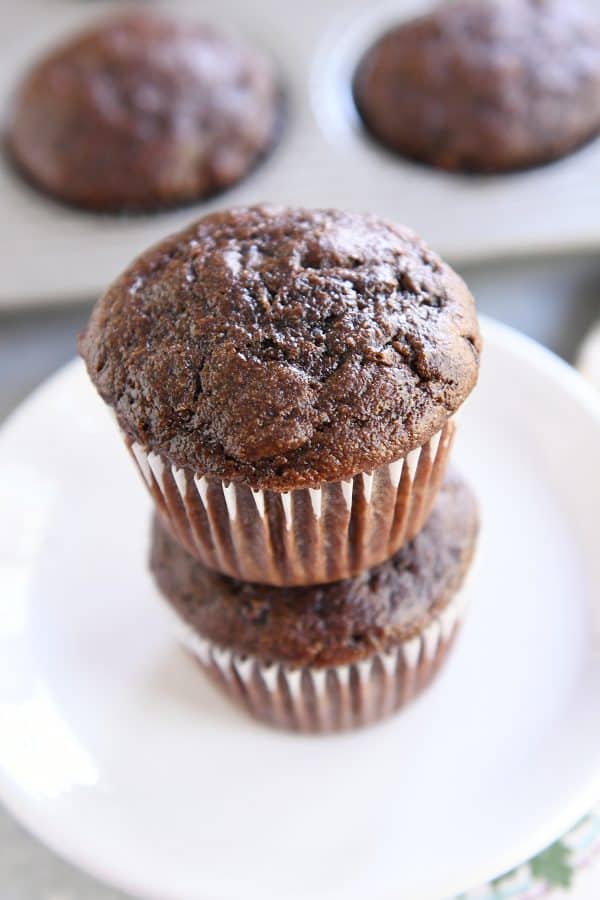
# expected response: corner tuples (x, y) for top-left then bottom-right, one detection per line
(150, 472), (479, 732)
(353, 0), (600, 174)
(80, 204), (481, 585)
(6, 12), (282, 211)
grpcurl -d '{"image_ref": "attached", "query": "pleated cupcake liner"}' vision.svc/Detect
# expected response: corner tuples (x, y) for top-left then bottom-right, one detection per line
(127, 418), (455, 586)
(162, 584), (468, 734)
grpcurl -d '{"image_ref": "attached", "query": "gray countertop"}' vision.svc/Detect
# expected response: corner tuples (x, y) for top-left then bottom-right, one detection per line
(0, 252), (599, 899)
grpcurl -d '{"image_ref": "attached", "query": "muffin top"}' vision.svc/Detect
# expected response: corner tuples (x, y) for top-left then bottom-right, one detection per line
(353, 0), (600, 173)
(7, 12), (281, 211)
(151, 472), (478, 668)
(80, 205), (480, 490)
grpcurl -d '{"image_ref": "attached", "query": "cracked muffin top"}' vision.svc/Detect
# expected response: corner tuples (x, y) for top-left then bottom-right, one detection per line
(80, 205), (481, 490)
(353, 0), (600, 174)
(7, 11), (282, 211)
(150, 472), (479, 668)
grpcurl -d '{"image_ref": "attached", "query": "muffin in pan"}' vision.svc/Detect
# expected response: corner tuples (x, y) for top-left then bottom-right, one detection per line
(150, 472), (479, 733)
(353, 0), (600, 174)
(80, 204), (481, 585)
(6, 11), (282, 212)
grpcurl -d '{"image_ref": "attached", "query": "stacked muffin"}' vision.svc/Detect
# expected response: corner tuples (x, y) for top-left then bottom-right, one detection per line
(80, 204), (481, 732)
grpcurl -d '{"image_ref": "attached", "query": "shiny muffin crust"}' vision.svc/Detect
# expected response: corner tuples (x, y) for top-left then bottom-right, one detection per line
(80, 205), (480, 491)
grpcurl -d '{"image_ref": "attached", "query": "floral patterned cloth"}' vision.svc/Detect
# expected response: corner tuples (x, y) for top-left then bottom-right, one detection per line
(459, 811), (600, 898)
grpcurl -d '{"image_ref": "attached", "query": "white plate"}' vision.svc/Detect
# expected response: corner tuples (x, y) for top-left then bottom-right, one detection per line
(578, 321), (600, 394)
(3, 0), (600, 308)
(1, 319), (600, 900)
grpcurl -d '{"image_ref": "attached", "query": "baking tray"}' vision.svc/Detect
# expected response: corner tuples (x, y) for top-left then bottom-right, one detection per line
(2, 0), (600, 309)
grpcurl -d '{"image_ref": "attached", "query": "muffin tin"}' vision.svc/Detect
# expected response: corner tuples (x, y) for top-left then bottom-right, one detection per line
(3, 0), (600, 309)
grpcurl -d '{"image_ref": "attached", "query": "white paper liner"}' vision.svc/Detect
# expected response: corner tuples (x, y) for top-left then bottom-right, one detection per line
(127, 419), (455, 586)
(166, 585), (468, 733)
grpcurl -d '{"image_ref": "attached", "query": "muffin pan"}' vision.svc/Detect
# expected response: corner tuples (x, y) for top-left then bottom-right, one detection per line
(3, 0), (600, 308)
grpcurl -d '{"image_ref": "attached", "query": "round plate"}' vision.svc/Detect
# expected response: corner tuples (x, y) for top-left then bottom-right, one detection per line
(1, 319), (600, 900)
(578, 321), (600, 394)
